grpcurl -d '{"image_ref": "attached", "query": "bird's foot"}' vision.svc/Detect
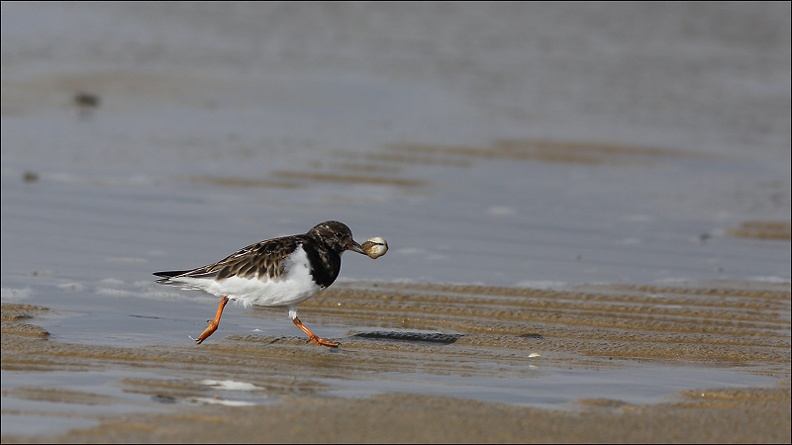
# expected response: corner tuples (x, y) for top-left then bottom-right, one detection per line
(192, 296), (229, 345)
(307, 335), (340, 348)
(193, 321), (218, 345)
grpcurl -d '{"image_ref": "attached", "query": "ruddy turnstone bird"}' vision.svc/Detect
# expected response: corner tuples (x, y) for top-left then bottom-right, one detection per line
(154, 220), (368, 347)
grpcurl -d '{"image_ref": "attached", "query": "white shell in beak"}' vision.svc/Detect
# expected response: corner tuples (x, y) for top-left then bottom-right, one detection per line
(362, 237), (388, 259)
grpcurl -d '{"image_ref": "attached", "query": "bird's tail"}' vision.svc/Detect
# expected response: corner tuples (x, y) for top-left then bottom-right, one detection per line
(153, 270), (191, 284)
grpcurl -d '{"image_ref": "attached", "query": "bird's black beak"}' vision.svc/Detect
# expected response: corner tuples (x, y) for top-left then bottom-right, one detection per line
(347, 240), (366, 255)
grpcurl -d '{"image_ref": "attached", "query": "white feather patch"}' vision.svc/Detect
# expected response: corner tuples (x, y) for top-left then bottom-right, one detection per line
(171, 245), (321, 308)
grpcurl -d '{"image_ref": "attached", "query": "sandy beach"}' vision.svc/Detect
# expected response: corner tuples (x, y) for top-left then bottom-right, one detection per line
(2, 279), (790, 443)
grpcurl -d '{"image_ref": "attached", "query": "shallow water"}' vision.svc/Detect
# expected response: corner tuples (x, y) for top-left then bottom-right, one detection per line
(1, 2), (790, 441)
(1, 369), (170, 437)
(0, 362), (777, 437)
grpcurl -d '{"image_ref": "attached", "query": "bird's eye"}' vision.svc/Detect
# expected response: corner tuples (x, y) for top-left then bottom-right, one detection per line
(335, 232), (343, 238)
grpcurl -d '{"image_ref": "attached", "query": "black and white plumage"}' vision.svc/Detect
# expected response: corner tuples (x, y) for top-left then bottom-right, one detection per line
(154, 220), (366, 347)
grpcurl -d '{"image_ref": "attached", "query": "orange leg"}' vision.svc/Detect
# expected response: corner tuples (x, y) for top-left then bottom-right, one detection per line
(194, 296), (229, 345)
(292, 317), (339, 347)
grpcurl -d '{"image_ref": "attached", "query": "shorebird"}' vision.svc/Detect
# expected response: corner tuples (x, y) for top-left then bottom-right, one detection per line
(154, 220), (368, 347)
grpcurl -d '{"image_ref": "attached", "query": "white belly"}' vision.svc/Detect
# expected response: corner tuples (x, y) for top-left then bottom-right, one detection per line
(174, 246), (322, 308)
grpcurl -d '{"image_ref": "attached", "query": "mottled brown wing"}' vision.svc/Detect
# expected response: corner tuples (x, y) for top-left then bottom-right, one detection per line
(175, 236), (304, 281)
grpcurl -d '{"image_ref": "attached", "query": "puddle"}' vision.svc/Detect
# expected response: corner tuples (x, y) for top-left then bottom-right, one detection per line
(0, 369), (171, 437)
(318, 365), (777, 410)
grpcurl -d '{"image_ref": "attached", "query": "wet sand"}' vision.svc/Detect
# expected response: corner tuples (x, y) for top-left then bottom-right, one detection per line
(2, 280), (789, 443)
